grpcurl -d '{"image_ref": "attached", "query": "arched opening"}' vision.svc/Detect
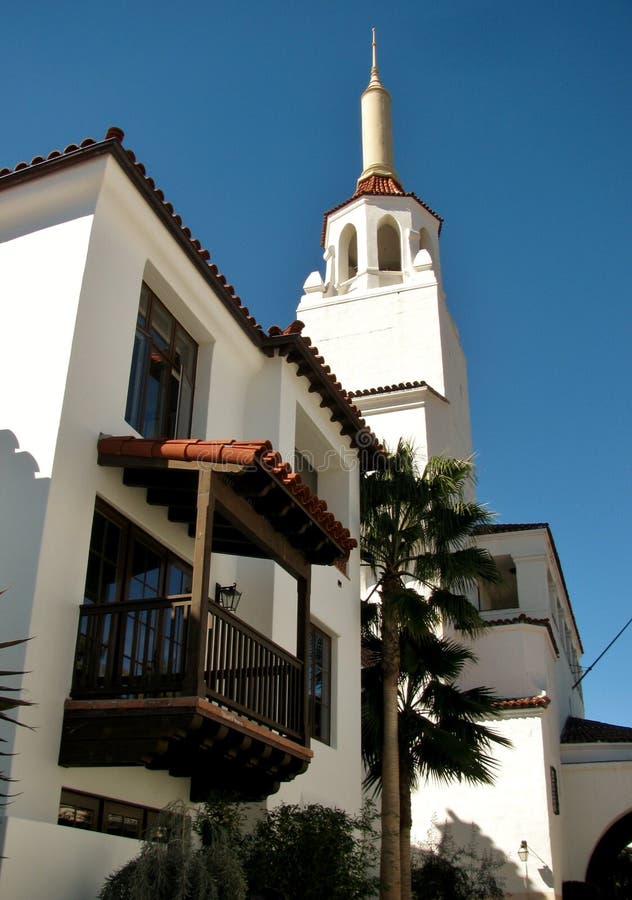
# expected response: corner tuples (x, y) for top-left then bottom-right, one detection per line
(377, 219), (401, 271)
(338, 224), (358, 282)
(585, 811), (632, 897)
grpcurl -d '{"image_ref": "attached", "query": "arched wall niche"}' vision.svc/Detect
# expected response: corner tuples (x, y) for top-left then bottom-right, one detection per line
(377, 217), (401, 272)
(338, 223), (358, 283)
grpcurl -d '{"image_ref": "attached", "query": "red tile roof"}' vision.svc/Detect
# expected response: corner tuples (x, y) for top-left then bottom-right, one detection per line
(495, 695), (551, 710)
(264, 321), (382, 465)
(321, 184), (443, 247)
(354, 174), (404, 196)
(97, 436), (357, 560)
(561, 716), (632, 744)
(0, 128), (381, 468)
(348, 380), (448, 403)
(473, 523), (583, 653)
(482, 614), (560, 657)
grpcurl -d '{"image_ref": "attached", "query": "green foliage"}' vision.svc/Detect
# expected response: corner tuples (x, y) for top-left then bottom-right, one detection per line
(241, 802), (379, 900)
(411, 833), (505, 900)
(98, 800), (247, 900)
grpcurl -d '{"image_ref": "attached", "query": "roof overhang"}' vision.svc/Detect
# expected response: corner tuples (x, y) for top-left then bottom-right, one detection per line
(98, 436), (356, 570)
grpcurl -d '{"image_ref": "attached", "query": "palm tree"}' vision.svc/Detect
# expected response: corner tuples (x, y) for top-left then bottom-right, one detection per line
(1, 587), (33, 802)
(360, 445), (499, 900)
(362, 617), (510, 900)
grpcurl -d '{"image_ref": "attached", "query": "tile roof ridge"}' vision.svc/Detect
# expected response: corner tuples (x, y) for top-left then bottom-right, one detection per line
(348, 380), (448, 403)
(0, 126), (267, 344)
(561, 716), (632, 743)
(495, 694), (551, 710)
(97, 435), (357, 558)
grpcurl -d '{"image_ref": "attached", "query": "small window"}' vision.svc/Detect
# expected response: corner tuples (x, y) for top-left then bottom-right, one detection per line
(550, 766), (560, 815)
(125, 283), (197, 439)
(308, 624), (331, 745)
(58, 789), (159, 840)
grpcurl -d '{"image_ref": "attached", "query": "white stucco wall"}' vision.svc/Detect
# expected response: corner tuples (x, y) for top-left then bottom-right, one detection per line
(0, 147), (364, 900)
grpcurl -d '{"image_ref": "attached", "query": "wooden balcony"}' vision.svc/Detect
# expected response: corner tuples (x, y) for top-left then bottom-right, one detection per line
(60, 597), (310, 801)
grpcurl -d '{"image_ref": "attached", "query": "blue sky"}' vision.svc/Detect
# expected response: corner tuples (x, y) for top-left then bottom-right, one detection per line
(3, 0), (631, 725)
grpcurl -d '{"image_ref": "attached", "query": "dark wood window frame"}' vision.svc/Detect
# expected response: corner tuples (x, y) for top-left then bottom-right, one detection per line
(58, 788), (160, 840)
(125, 282), (198, 440)
(550, 765), (560, 815)
(84, 499), (192, 607)
(308, 623), (332, 745)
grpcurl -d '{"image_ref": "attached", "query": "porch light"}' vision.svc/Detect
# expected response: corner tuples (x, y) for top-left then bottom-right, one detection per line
(215, 582), (242, 613)
(518, 840), (529, 862)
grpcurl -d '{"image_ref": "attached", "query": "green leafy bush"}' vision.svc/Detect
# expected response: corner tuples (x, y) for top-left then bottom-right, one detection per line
(241, 802), (379, 900)
(411, 832), (504, 900)
(98, 800), (247, 900)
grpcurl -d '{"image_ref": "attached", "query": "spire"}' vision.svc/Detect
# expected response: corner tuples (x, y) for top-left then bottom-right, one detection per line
(369, 26), (381, 86)
(358, 28), (401, 188)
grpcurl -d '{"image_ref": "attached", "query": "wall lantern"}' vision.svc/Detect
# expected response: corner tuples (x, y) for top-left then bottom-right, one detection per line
(215, 582), (242, 613)
(518, 840), (529, 862)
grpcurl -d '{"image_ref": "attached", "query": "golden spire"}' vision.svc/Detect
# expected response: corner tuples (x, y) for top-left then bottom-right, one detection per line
(358, 28), (400, 185)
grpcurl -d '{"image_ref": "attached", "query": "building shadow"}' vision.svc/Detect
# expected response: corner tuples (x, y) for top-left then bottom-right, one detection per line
(0, 430), (50, 752)
(419, 808), (549, 898)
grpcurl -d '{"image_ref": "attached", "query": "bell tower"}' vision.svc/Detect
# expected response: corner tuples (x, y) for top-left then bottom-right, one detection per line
(297, 31), (472, 464)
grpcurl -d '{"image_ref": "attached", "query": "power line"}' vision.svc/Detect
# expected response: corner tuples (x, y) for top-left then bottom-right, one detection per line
(572, 615), (632, 690)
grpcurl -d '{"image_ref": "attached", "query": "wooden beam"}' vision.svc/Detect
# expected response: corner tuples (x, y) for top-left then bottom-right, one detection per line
(296, 572), (311, 749)
(213, 476), (309, 581)
(183, 469), (215, 696)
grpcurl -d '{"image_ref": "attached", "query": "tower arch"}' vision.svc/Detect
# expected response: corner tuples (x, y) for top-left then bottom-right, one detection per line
(338, 223), (358, 283)
(377, 216), (401, 271)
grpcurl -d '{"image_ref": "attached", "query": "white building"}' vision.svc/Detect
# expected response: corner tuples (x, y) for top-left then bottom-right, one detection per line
(0, 124), (381, 898)
(297, 36), (632, 900)
(2, 36), (631, 900)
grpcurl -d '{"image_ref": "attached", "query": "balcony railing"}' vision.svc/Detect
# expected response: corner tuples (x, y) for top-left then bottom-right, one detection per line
(71, 596), (304, 741)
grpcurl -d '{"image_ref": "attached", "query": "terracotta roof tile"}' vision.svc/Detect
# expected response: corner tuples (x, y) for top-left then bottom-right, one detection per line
(495, 694), (551, 710)
(263, 323), (383, 466)
(321, 185), (443, 247)
(349, 380), (448, 403)
(480, 614), (560, 657)
(0, 129), (381, 467)
(97, 436), (357, 559)
(561, 716), (632, 744)
(354, 174), (404, 196)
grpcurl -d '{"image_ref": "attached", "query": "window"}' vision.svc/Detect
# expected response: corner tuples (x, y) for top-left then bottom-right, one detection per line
(58, 789), (159, 840)
(84, 501), (192, 606)
(308, 624), (331, 744)
(550, 766), (560, 815)
(125, 283), (197, 439)
(75, 502), (192, 693)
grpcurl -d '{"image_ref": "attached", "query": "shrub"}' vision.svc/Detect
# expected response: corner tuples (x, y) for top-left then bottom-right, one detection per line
(98, 800), (247, 900)
(241, 802), (379, 900)
(411, 832), (504, 900)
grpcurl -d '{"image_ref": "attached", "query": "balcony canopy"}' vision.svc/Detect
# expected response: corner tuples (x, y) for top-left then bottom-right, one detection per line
(98, 436), (356, 571)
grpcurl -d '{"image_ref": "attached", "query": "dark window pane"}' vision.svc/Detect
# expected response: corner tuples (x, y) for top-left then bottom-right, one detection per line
(58, 803), (95, 829)
(84, 512), (121, 604)
(125, 285), (197, 440)
(143, 353), (170, 438)
(308, 625), (331, 745)
(150, 301), (173, 352)
(125, 331), (150, 431)
(128, 539), (161, 600)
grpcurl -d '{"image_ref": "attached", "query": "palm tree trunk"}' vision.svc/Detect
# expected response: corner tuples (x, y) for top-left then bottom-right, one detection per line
(399, 761), (413, 900)
(380, 596), (401, 900)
